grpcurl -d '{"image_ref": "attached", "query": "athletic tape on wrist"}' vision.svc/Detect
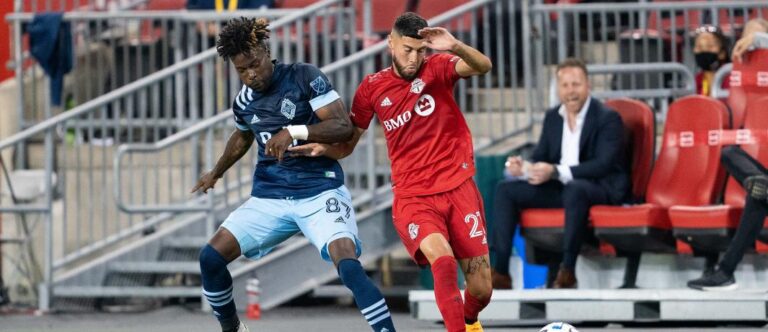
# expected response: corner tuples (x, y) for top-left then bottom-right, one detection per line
(286, 125), (309, 140)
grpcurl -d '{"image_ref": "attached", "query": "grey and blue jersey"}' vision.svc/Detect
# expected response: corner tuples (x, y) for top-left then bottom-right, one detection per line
(232, 60), (344, 199)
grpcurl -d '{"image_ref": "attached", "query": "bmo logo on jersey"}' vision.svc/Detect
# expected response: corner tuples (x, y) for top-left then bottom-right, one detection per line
(382, 94), (436, 132)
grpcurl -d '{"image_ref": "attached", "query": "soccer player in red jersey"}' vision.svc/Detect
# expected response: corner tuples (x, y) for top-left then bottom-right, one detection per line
(289, 12), (493, 332)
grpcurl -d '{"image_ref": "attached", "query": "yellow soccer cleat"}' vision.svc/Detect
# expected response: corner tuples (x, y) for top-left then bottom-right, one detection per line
(466, 321), (484, 332)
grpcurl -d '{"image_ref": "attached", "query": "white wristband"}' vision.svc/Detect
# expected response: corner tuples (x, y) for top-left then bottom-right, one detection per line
(286, 125), (309, 140)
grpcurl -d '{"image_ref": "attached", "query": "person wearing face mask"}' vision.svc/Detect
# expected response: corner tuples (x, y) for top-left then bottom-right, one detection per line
(693, 25), (730, 96)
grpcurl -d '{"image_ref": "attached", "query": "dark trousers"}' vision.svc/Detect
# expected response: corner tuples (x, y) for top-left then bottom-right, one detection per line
(718, 146), (768, 275)
(491, 179), (610, 274)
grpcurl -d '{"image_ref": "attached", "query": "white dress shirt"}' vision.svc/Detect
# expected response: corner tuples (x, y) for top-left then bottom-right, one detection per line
(556, 97), (591, 184)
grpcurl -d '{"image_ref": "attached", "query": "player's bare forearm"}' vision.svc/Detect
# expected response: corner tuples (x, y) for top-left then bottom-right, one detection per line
(310, 100), (354, 143)
(212, 129), (255, 178)
(289, 127), (364, 160)
(323, 142), (356, 160)
(451, 41), (492, 76)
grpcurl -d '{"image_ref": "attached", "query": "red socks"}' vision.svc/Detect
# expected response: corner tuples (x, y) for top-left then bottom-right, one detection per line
(430, 256), (465, 332)
(464, 288), (491, 324)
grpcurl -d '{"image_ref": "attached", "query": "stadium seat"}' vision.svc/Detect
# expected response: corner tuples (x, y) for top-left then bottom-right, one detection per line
(354, 0), (409, 35)
(590, 95), (729, 254)
(647, 2), (744, 35)
(520, 99), (655, 257)
(728, 82), (748, 129)
(145, 0), (187, 10)
(415, 0), (473, 32)
(670, 95), (768, 253)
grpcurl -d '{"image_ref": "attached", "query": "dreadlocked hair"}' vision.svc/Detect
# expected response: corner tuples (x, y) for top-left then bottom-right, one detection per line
(217, 17), (270, 60)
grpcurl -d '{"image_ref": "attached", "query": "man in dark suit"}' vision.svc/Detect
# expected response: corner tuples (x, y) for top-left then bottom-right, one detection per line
(490, 58), (629, 289)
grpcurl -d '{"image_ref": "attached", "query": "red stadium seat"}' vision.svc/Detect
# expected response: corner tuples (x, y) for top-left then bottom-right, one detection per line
(728, 83), (748, 129)
(647, 2), (745, 35)
(590, 95), (729, 253)
(606, 98), (656, 202)
(354, 0), (409, 35)
(520, 99), (655, 256)
(133, 0), (188, 44)
(670, 96), (768, 253)
(415, 0), (473, 32)
(145, 0), (187, 10)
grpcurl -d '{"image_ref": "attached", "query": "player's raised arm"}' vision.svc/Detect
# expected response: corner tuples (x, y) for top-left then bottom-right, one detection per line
(191, 129), (255, 194)
(418, 27), (492, 77)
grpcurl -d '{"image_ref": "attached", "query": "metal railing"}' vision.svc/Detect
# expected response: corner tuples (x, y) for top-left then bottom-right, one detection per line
(115, 0), (529, 216)
(0, 0), (361, 310)
(525, 0), (768, 115)
(5, 1), (376, 170)
(16, 0), (148, 12)
(547, 62), (696, 119)
(712, 62), (732, 99)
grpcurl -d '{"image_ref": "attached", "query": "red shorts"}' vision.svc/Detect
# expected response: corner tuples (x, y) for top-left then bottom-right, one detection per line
(392, 178), (489, 266)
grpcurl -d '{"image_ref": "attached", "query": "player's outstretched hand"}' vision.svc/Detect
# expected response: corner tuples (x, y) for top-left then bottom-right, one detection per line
(418, 27), (458, 52)
(287, 143), (328, 157)
(191, 171), (219, 194)
(265, 129), (294, 161)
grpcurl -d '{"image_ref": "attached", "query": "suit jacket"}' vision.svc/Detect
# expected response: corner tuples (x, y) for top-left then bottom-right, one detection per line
(531, 98), (630, 204)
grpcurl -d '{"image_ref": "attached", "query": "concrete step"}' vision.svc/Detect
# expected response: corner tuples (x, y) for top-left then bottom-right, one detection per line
(410, 289), (768, 322)
(54, 286), (200, 298)
(108, 261), (200, 274)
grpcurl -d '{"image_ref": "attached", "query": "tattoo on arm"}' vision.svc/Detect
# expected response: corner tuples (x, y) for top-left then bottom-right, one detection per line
(464, 256), (489, 275)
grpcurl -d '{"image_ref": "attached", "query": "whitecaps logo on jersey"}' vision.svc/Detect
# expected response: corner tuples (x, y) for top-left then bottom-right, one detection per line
(408, 223), (419, 240)
(310, 76), (327, 94)
(414, 94), (435, 117)
(281, 98), (296, 119)
(410, 78), (426, 93)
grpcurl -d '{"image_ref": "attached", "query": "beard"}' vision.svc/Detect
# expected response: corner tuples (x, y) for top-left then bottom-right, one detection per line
(392, 57), (419, 81)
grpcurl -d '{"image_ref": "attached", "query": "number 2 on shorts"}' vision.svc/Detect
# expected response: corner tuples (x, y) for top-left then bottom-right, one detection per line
(464, 211), (484, 238)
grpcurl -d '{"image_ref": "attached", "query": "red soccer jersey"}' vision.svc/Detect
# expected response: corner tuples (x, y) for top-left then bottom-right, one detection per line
(350, 53), (475, 197)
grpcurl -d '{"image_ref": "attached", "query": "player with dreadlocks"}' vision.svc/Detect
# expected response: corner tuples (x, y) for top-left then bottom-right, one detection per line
(192, 17), (397, 332)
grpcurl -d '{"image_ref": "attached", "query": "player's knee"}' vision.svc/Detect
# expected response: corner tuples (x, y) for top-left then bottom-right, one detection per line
(328, 236), (358, 265)
(199, 244), (228, 273)
(468, 278), (493, 301)
(420, 234), (453, 263)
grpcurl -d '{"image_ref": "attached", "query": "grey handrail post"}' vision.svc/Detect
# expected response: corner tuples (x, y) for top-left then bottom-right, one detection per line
(522, 0), (535, 142)
(39, 93), (55, 312)
(556, 7), (566, 63)
(712, 63), (732, 99)
(13, 0), (25, 169)
(205, 127), (215, 240)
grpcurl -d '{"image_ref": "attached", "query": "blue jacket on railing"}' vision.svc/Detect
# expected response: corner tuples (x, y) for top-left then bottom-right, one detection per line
(28, 12), (73, 107)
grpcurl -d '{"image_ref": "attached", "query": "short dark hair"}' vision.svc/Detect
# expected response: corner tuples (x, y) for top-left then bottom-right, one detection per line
(217, 17), (270, 60)
(556, 58), (588, 77)
(393, 12), (428, 39)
